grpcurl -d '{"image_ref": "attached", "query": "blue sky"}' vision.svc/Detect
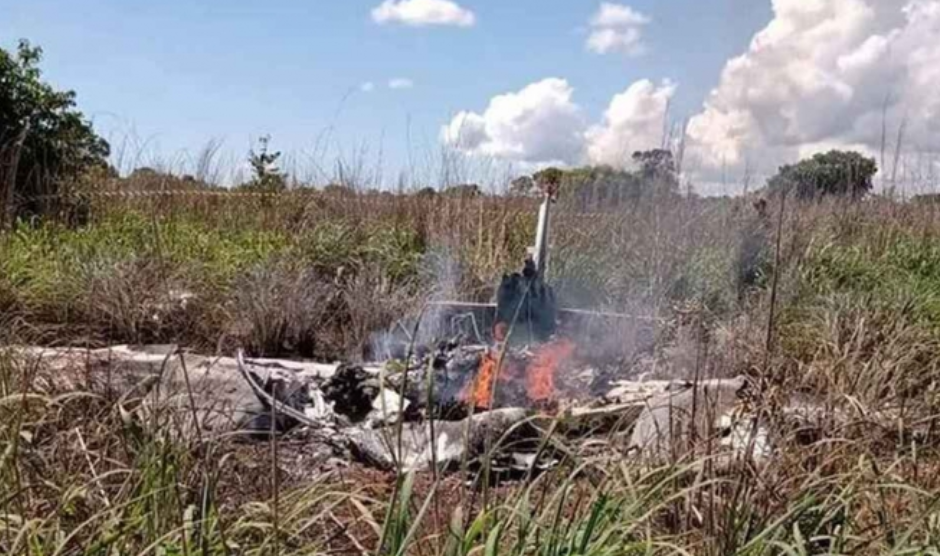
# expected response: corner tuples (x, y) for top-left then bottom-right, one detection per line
(3, 0), (936, 194)
(1, 1), (769, 178)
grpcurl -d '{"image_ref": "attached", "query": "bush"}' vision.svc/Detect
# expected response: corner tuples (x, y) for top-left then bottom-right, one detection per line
(228, 263), (331, 357)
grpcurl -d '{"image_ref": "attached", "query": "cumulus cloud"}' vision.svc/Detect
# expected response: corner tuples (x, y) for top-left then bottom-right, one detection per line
(586, 3), (650, 56)
(591, 2), (650, 27)
(360, 82), (376, 93)
(441, 78), (588, 165)
(442, 77), (673, 168)
(586, 79), (676, 166)
(441, 0), (940, 195)
(686, 0), (940, 183)
(388, 78), (415, 89)
(371, 0), (476, 27)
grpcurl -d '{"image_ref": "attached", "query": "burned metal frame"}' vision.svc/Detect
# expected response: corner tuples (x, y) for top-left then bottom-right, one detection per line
(428, 187), (661, 344)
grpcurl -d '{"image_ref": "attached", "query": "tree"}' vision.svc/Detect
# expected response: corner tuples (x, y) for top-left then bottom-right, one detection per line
(413, 186), (437, 198)
(532, 167), (564, 188)
(441, 183), (483, 198)
(511, 169), (567, 197)
(242, 135), (286, 192)
(509, 175), (537, 197)
(123, 166), (210, 191)
(513, 162), (674, 209)
(555, 165), (642, 209)
(322, 183), (356, 196)
(632, 149), (675, 176)
(769, 150), (877, 200)
(912, 193), (940, 206)
(1, 40), (110, 225)
(632, 149), (679, 195)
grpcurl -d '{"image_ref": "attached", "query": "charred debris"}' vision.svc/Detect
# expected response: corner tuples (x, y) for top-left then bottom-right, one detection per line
(225, 179), (772, 474)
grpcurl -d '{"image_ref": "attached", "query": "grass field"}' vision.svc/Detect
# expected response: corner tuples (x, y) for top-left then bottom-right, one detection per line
(4, 187), (940, 554)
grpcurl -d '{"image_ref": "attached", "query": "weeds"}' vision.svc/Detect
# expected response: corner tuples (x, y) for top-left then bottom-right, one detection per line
(3, 192), (940, 554)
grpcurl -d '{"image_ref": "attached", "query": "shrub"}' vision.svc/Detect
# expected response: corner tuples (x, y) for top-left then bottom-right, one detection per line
(227, 262), (332, 357)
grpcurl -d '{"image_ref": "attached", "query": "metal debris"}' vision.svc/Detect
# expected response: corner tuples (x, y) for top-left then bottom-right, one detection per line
(347, 408), (530, 471)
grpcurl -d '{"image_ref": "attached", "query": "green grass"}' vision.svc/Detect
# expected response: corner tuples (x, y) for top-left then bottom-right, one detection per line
(0, 208), (429, 354)
(0, 194), (745, 355)
(802, 229), (940, 327)
(5, 193), (940, 554)
(0, 211), (426, 293)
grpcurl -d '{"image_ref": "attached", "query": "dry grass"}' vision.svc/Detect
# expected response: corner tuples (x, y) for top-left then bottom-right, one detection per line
(0, 183), (746, 358)
(4, 188), (940, 554)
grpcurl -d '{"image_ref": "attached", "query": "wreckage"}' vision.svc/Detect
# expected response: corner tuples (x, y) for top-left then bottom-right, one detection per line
(10, 180), (785, 474)
(16, 343), (769, 474)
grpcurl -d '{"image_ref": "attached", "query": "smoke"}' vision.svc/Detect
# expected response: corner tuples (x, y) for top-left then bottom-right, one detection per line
(414, 249), (465, 344)
(367, 248), (468, 360)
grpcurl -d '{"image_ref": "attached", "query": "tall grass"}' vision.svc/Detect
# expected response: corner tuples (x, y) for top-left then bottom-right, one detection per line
(0, 187), (744, 358)
(4, 190), (940, 553)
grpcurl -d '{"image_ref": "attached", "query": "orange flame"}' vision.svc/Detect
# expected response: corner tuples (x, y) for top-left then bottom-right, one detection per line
(464, 350), (500, 409)
(526, 339), (576, 404)
(461, 339), (577, 410)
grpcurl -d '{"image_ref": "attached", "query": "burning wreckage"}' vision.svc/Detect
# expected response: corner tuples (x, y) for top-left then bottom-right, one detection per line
(18, 183), (779, 475)
(221, 181), (773, 472)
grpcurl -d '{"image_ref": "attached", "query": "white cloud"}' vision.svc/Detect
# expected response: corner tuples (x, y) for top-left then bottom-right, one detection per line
(591, 3), (650, 27)
(388, 78), (415, 89)
(441, 0), (940, 195)
(587, 3), (650, 56)
(442, 77), (672, 168)
(360, 82), (376, 93)
(587, 27), (646, 57)
(586, 79), (676, 166)
(686, 0), (940, 186)
(371, 0), (475, 27)
(442, 78), (587, 165)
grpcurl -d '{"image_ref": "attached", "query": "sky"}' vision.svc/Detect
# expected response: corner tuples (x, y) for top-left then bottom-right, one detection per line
(2, 0), (938, 195)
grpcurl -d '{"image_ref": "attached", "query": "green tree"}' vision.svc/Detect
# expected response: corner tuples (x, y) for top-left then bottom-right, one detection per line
(632, 148), (678, 193)
(1, 39), (110, 225)
(508, 151), (681, 209)
(532, 167), (564, 188)
(558, 165), (642, 209)
(322, 183), (355, 196)
(441, 183), (483, 198)
(242, 135), (286, 192)
(769, 150), (878, 200)
(413, 186), (437, 198)
(509, 175), (536, 196)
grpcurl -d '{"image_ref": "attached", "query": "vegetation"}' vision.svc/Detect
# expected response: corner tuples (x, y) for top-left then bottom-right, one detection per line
(511, 151), (681, 209)
(4, 38), (940, 556)
(0, 40), (110, 225)
(240, 135), (288, 192)
(769, 149), (878, 200)
(4, 187), (940, 554)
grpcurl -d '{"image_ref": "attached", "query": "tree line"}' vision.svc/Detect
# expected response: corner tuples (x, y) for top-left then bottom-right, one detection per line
(1, 39), (880, 226)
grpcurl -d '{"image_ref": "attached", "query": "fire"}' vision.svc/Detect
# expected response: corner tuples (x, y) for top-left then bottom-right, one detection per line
(461, 339), (577, 410)
(464, 350), (502, 409)
(526, 339), (576, 404)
